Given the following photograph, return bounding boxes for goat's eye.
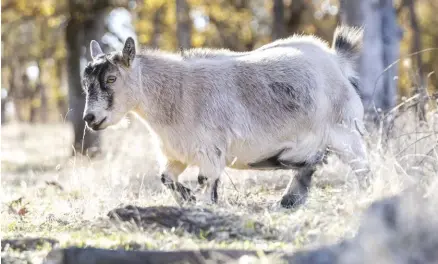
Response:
[106,76,117,83]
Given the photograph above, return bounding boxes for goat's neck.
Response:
[130,52,185,125]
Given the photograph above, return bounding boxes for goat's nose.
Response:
[83,113,95,124]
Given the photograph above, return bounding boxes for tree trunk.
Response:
[340,0,402,124]
[66,17,100,156]
[408,0,427,121]
[286,0,306,34]
[380,0,401,114]
[150,5,165,48]
[37,59,48,123]
[83,12,107,62]
[38,20,49,123]
[56,59,68,120]
[272,0,286,40]
[29,83,40,123]
[8,61,24,122]
[1,89,6,124]
[339,0,364,27]
[176,0,192,49]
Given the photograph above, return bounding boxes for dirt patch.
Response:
[108,205,278,241]
[43,192,438,264]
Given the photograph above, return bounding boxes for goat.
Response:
[81,25,369,208]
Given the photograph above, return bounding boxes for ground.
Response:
[1,110,437,263]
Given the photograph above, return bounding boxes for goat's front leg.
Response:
[196,150,225,204]
[160,160,195,204]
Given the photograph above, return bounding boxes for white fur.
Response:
[83,26,369,204]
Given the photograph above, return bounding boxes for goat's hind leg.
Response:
[281,166,316,208]
[279,150,327,208]
[330,124,371,188]
[161,160,195,205]
[249,148,327,208]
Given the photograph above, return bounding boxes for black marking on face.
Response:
[87,83,98,101]
[84,62,94,75]
[83,59,115,110]
[106,91,114,110]
[97,62,110,91]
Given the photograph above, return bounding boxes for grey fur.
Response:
[82,25,369,207]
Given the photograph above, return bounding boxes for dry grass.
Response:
[1,109,438,263]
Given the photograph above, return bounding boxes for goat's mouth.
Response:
[89,117,107,131]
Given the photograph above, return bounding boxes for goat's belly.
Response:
[227,134,326,170]
[226,140,279,164]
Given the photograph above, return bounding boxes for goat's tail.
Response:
[332,25,363,63]
[332,25,364,95]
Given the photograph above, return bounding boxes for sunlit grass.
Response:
[1,109,437,263]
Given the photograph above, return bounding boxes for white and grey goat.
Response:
[81,25,369,208]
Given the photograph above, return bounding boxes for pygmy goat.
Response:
[81,25,369,208]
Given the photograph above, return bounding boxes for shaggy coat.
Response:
[82,25,368,207]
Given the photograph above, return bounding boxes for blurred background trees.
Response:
[340,0,402,125]
[1,0,437,155]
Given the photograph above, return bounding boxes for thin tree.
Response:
[176,0,192,49]
[66,0,107,157]
[272,0,286,40]
[340,0,402,126]
[408,0,427,121]
[286,0,306,34]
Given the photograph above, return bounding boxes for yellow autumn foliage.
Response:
[1,0,437,122]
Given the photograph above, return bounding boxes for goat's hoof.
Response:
[280,194,307,209]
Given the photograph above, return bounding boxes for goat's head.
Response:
[82,37,136,131]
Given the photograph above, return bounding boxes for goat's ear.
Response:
[122,37,136,67]
[90,40,103,60]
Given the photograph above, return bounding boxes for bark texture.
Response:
[340,0,402,123]
[176,0,192,49]
[272,0,286,40]
[66,1,109,156]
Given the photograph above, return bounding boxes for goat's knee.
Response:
[192,145,226,204]
[160,161,195,203]
[196,155,225,204]
[196,175,208,191]
[196,172,221,204]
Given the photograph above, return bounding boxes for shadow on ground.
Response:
[3,189,438,264]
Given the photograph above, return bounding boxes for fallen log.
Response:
[108,205,278,240]
[43,245,344,264]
